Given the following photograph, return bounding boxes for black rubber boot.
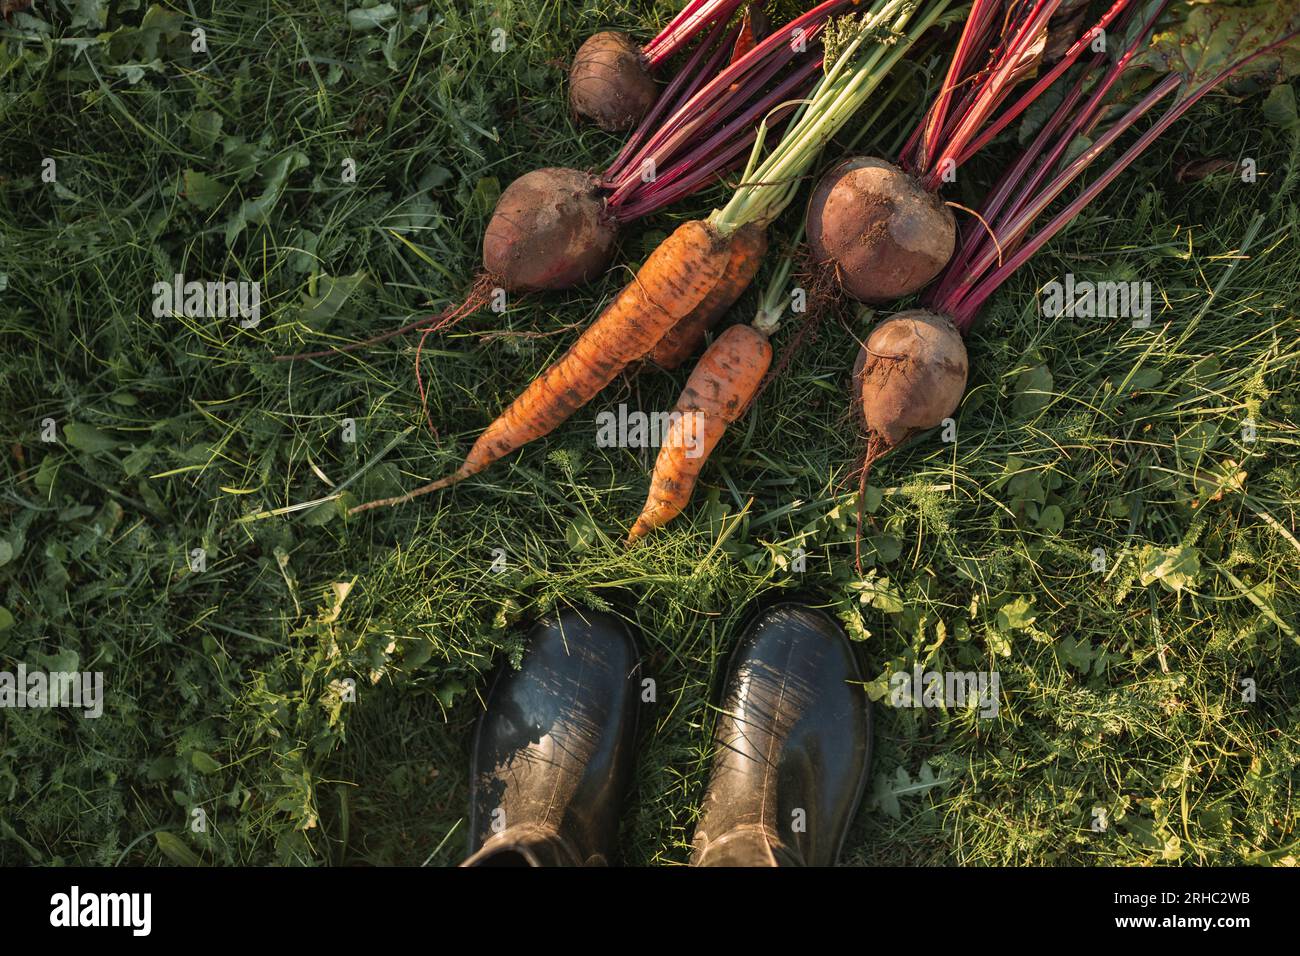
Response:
[690,603,872,867]
[461,607,640,867]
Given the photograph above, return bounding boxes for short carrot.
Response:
[627,323,771,542]
[350,220,738,514]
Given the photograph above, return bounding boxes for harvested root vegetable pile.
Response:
[351,0,955,515]
[349,0,1300,549]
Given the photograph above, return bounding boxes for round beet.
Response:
[808,157,956,303]
[569,31,658,132]
[848,309,966,573]
[854,310,968,446]
[482,167,618,292]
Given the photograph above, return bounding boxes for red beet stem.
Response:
[936,22,1300,330]
[919,0,1062,191]
[899,0,1003,177]
[607,50,820,213]
[930,0,1169,309]
[643,0,748,67]
[622,0,852,170]
[613,73,812,221]
[603,0,851,219]
[947,0,1137,173]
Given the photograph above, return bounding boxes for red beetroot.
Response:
[569,31,660,132]
[807,158,956,303]
[481,168,619,291]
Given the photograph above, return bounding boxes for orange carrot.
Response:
[351,220,741,514]
[627,323,771,542]
[648,223,768,370]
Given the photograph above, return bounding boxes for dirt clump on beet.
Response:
[569,31,658,132]
[808,157,956,303]
[482,167,618,292]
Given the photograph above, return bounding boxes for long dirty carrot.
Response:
[627,323,771,542]
[350,220,742,514]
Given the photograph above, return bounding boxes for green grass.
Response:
[1,0,1298,867]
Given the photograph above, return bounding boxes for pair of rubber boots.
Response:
[462,603,872,867]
